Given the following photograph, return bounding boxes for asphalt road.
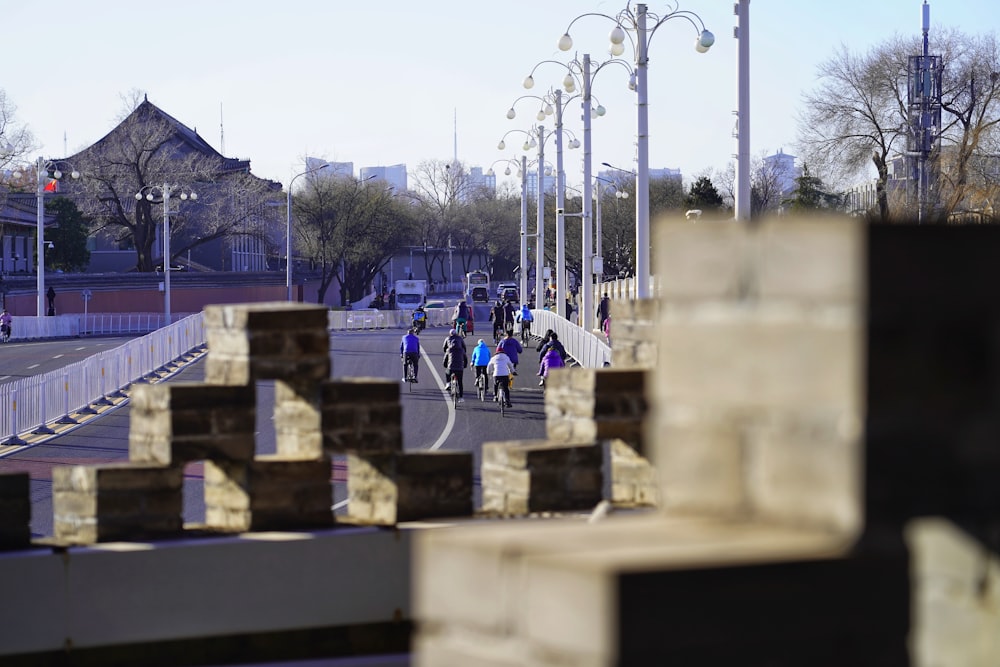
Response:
[0,335,139,385]
[0,327,548,538]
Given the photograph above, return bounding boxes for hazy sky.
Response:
[5,1,996,192]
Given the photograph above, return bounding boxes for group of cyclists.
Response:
[399,308,568,403]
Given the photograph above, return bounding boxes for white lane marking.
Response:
[332,338,456,511]
[53,354,64,359]
[421,344,455,451]
[75,347,87,351]
[27,364,39,369]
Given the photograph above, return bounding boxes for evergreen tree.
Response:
[45,198,92,272]
[784,164,844,212]
[685,176,725,211]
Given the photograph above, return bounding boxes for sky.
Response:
[4,1,997,193]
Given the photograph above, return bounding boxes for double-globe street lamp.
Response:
[509,82,585,317]
[524,53,627,328]
[14,158,79,316]
[559,3,714,299]
[135,184,198,325]
[487,157,530,305]
[497,128,557,308]
[286,163,331,301]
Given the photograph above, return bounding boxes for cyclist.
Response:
[487,345,516,408]
[400,327,421,382]
[488,300,505,343]
[497,330,522,372]
[502,300,517,336]
[469,338,492,398]
[452,300,470,336]
[411,305,427,333]
[537,332,567,384]
[516,303,533,340]
[0,309,11,343]
[442,329,468,402]
[538,344,566,388]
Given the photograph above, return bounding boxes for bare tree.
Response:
[0,89,36,175]
[718,152,787,218]
[799,30,1000,222]
[294,174,417,305]
[67,97,278,271]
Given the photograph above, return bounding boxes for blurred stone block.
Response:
[204,302,331,385]
[52,463,183,544]
[0,472,30,550]
[481,439,603,516]
[607,439,657,508]
[610,298,659,370]
[322,378,403,455]
[128,383,256,465]
[545,368,647,454]
[204,455,333,532]
[347,451,472,525]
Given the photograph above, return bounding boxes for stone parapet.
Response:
[52,463,184,544]
[0,472,30,550]
[544,368,647,455]
[322,378,403,455]
[204,455,334,532]
[609,298,659,370]
[481,439,603,516]
[128,383,256,465]
[347,451,473,525]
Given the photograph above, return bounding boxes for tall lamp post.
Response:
[14,158,80,316]
[135,184,198,325]
[286,163,331,301]
[511,79,586,316]
[487,158,530,304]
[560,3,714,298]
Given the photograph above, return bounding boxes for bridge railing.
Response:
[1,314,206,447]
[530,309,611,369]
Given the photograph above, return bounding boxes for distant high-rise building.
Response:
[524,170,556,196]
[305,157,354,179]
[466,166,495,195]
[649,167,682,181]
[360,164,407,191]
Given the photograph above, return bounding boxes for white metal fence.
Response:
[1,314,206,446]
[531,309,611,369]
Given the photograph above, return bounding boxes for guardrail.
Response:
[1,313,206,447]
[530,309,611,369]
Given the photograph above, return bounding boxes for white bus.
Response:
[465,270,490,303]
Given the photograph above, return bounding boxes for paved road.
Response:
[0,328,548,538]
[0,335,139,385]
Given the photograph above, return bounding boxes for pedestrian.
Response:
[597,292,610,331]
[442,329,468,402]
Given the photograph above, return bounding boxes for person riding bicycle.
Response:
[516,303,533,339]
[537,332,567,384]
[411,305,427,333]
[538,345,566,387]
[497,330,522,371]
[489,300,506,342]
[502,300,517,335]
[400,328,421,382]
[470,338,492,397]
[452,300,470,336]
[442,329,468,402]
[0,309,11,342]
[487,345,516,408]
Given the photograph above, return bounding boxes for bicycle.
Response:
[520,320,531,344]
[403,355,418,392]
[475,371,487,402]
[495,376,511,417]
[454,319,468,337]
[0,324,9,343]
[449,371,460,408]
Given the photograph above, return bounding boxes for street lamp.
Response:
[595,176,628,285]
[135,184,198,325]
[13,158,80,316]
[560,2,714,299]
[286,163,331,301]
[488,157,530,304]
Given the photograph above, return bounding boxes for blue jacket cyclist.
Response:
[400,328,421,382]
[470,338,492,386]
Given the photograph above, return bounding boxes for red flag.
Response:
[43,179,58,193]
